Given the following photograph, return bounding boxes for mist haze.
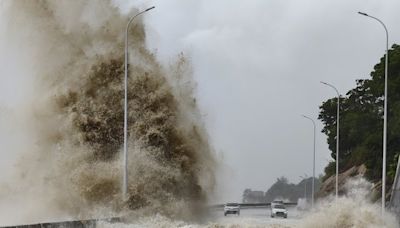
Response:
[0,0,400,227]
[138,0,400,202]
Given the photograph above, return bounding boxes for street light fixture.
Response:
[358,11,389,214]
[321,81,340,202]
[302,114,316,209]
[123,6,155,200]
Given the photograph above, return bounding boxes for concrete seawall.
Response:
[1,218,120,228]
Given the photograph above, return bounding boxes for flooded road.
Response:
[206,207,302,227]
[95,201,398,228]
[94,208,303,228]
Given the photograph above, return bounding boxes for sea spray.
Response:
[0,0,215,224]
[93,178,399,227]
[298,178,398,228]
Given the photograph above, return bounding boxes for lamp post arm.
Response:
[123,6,155,200]
[302,115,316,209]
[359,13,389,43]
[358,11,389,215]
[320,81,340,97]
[320,81,340,202]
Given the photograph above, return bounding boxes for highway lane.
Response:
[207,207,304,227]
[0,207,305,228]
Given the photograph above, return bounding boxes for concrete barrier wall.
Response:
[209,202,297,210]
[1,218,120,228]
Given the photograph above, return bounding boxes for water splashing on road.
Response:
[0,0,215,225]
[0,1,398,227]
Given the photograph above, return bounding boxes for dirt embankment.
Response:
[317,164,396,203]
[318,165,371,198]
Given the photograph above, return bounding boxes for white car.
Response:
[224,203,240,216]
[271,203,288,218]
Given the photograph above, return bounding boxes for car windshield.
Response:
[226,203,239,206]
[274,204,285,209]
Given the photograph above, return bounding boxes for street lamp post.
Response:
[302,114,316,209]
[123,6,155,200]
[299,175,308,202]
[358,12,389,214]
[321,81,340,202]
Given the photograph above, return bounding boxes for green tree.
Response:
[319,44,400,185]
[264,176,320,202]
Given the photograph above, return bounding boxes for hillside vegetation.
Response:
[242,177,321,203]
[319,44,400,188]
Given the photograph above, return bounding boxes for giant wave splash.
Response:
[0,0,215,224]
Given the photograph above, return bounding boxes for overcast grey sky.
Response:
[1,0,400,204]
[131,0,400,203]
